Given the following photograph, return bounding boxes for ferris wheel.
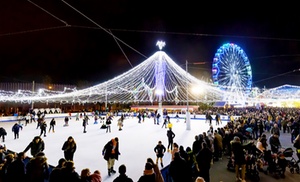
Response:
[212,43,252,101]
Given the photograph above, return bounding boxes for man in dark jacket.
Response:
[113,164,133,182]
[169,152,190,182]
[196,142,213,182]
[102,137,120,176]
[12,123,23,139]
[0,127,7,142]
[23,136,45,157]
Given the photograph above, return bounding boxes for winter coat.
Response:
[24,139,45,157]
[0,128,7,136]
[102,139,119,161]
[12,124,22,133]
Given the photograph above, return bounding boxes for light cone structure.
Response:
[0,50,225,104]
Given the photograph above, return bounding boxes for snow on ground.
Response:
[0,115,227,182]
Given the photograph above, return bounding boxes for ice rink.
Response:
[0,114,227,182]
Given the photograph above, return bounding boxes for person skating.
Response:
[12,123,23,139]
[23,136,45,157]
[49,118,56,133]
[167,128,175,152]
[62,136,77,161]
[154,141,166,168]
[39,120,47,137]
[102,137,120,176]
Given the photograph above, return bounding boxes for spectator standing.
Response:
[25,151,50,182]
[113,164,133,182]
[269,133,282,153]
[49,158,66,182]
[196,142,213,182]
[154,141,166,168]
[169,152,191,182]
[62,136,77,161]
[146,158,164,182]
[60,160,81,182]
[137,162,156,182]
[11,123,22,139]
[293,134,300,164]
[271,123,280,136]
[102,137,120,176]
[6,152,26,182]
[90,170,102,182]
[231,136,246,182]
[80,168,91,182]
[23,136,45,157]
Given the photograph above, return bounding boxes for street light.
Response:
[185,61,207,130]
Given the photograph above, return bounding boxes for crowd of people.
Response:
[0,107,300,182]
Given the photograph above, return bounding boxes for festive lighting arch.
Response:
[0,42,226,104]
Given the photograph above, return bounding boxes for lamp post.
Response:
[31,81,35,110]
[186,60,191,130]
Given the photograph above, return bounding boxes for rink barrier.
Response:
[0,113,231,122]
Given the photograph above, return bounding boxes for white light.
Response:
[156,41,166,50]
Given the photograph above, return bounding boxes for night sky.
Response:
[1,1,300,89]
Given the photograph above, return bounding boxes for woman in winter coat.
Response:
[62,136,77,161]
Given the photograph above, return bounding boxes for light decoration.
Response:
[0,42,234,105]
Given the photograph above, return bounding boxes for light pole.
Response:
[31,81,35,110]
[186,60,191,130]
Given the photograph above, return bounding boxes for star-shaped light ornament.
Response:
[156,41,166,50]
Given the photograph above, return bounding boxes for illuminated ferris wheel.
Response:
[212,43,252,101]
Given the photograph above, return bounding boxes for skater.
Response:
[154,141,166,168]
[75,113,79,121]
[167,128,175,152]
[12,123,23,139]
[23,136,45,157]
[49,118,56,133]
[102,137,120,176]
[176,113,180,122]
[106,116,112,133]
[62,136,77,161]
[0,127,7,142]
[162,118,168,128]
[64,116,69,126]
[25,113,30,126]
[39,120,47,137]
[94,115,99,124]
[117,117,123,131]
[83,117,87,133]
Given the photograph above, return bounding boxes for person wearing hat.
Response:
[102,137,120,176]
